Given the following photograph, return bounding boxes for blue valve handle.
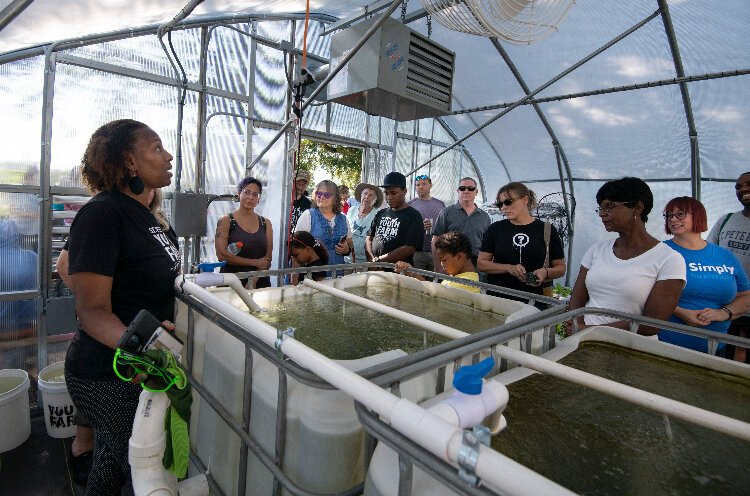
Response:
[197,261,227,273]
[453,357,495,395]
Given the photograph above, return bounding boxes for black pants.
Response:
[65,372,141,495]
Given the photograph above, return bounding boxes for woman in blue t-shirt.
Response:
[659,196,750,354]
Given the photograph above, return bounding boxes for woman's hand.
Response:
[509,264,527,283]
[675,307,711,327]
[131,320,175,384]
[696,308,729,324]
[334,240,349,255]
[531,267,548,286]
[254,257,272,270]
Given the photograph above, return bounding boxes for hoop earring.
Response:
[128,173,144,195]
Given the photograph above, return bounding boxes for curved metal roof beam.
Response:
[0,0,34,33]
[409,9,662,177]
[657,0,701,199]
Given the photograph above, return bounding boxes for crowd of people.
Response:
[40,117,749,494]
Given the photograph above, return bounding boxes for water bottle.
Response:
[227,241,243,255]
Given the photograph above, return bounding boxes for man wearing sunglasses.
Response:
[706,171,750,363]
[366,171,424,265]
[408,174,445,271]
[431,177,491,272]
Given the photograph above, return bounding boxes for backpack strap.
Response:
[228,212,237,235]
[717,213,733,240]
[543,221,551,269]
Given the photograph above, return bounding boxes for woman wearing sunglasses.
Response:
[294,179,351,275]
[658,196,750,355]
[478,182,566,299]
[568,177,685,335]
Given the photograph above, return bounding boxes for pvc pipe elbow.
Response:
[192,272,263,312]
[130,391,177,496]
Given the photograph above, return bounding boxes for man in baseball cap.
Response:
[366,171,423,266]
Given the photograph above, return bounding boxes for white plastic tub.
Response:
[175,272,541,495]
[0,369,31,453]
[365,326,750,496]
[38,361,77,438]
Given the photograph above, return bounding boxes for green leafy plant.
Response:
[552,283,572,339]
[552,283,572,299]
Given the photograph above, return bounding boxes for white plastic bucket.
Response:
[0,369,31,453]
[38,361,77,438]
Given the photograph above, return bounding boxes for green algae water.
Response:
[492,342,750,495]
[254,285,506,360]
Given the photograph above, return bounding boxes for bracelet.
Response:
[721,306,733,320]
[544,267,549,280]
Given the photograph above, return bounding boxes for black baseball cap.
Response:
[381,171,407,188]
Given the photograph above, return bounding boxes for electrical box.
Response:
[328,17,454,121]
[171,193,210,237]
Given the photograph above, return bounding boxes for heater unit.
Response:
[328,17,454,121]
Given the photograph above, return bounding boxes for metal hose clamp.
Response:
[274,327,296,358]
[457,425,491,487]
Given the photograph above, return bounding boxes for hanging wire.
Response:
[401,0,408,23]
[301,0,310,69]
[427,14,432,38]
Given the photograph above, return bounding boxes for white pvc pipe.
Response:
[302,279,469,340]
[130,390,210,496]
[493,345,750,443]
[178,279,572,495]
[194,272,262,312]
[129,390,176,496]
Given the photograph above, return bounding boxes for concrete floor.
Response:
[0,413,84,496]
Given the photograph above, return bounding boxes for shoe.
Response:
[70,449,93,486]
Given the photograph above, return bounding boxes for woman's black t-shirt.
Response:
[480,219,564,295]
[66,190,181,380]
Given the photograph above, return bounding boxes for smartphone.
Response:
[525,271,538,286]
[117,309,163,355]
[339,234,348,244]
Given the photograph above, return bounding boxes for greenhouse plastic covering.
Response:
[0,0,748,356]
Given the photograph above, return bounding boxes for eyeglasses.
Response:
[316,191,333,199]
[241,190,261,198]
[595,201,636,214]
[415,175,430,181]
[663,211,687,221]
[458,186,477,192]
[497,197,520,207]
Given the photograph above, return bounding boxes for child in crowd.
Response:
[289,231,329,283]
[395,231,480,293]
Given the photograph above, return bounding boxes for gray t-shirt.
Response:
[408,197,446,252]
[707,211,750,277]
[432,202,492,257]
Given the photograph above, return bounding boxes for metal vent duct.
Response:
[328,17,454,121]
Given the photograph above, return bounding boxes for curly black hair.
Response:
[434,231,472,257]
[81,119,150,194]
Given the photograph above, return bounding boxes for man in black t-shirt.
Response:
[366,172,423,265]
